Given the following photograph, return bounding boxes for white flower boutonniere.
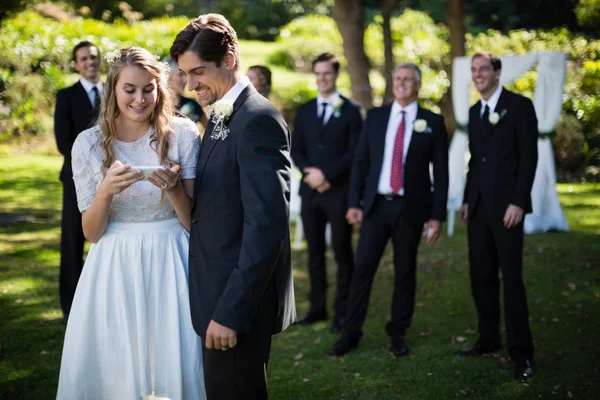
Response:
[413,119,432,134]
[209,99,234,141]
[489,109,507,127]
[332,97,344,118]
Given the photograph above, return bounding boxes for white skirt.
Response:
[57,219,205,400]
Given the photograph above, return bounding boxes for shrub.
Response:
[553,115,586,171]
[271,81,318,129]
[270,15,343,72]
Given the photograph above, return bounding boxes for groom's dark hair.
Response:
[170,13,240,70]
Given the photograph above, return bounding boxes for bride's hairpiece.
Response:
[105,49,122,66]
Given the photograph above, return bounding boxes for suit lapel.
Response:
[373,104,393,171]
[194,84,255,194]
[405,104,424,161]
[74,81,93,111]
[319,95,346,134]
[490,87,509,134]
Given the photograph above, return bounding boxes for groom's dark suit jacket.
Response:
[463,88,538,216]
[349,104,449,224]
[188,84,295,337]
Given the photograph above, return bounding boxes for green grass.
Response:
[1,156,599,399]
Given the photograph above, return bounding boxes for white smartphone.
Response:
[130,166,167,180]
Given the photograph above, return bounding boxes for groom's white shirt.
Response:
[221,75,250,104]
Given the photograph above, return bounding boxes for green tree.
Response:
[0,0,25,22]
[575,0,600,30]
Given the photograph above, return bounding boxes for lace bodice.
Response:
[71,117,200,223]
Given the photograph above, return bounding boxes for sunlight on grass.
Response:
[1,156,599,399]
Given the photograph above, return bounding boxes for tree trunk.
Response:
[381,0,399,104]
[442,0,467,135]
[332,0,373,109]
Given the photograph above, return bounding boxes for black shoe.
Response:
[457,341,501,357]
[514,359,534,382]
[390,336,410,358]
[330,317,344,334]
[328,331,362,356]
[296,309,328,325]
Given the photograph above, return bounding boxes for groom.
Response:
[171,14,296,399]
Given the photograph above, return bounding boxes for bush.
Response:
[269,15,343,72]
[271,81,318,129]
[553,115,586,171]
[583,165,600,182]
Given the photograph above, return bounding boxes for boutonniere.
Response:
[413,119,432,134]
[208,99,234,141]
[332,97,344,118]
[489,109,507,126]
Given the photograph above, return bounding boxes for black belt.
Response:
[378,193,404,201]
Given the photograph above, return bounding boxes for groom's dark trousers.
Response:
[54,81,97,320]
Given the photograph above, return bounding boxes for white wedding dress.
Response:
[57,117,205,400]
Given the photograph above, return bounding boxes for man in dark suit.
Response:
[54,41,102,322]
[329,63,448,357]
[458,52,537,382]
[171,13,295,399]
[291,52,363,333]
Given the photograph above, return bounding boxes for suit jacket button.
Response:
[317,144,323,149]
[482,157,486,162]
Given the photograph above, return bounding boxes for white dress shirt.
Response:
[316,91,341,125]
[79,78,103,107]
[377,100,418,196]
[220,75,250,104]
[480,85,503,117]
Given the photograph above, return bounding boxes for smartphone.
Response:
[130,166,167,180]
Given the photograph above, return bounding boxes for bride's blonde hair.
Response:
[98,47,175,174]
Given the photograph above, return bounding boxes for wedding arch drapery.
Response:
[447,51,569,235]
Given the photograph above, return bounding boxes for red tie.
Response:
[390,110,406,193]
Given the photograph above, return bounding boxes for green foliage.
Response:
[271,80,318,128]
[269,15,343,72]
[554,115,586,171]
[0,11,190,74]
[365,10,451,103]
[575,0,600,29]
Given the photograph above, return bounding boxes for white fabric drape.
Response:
[447,51,569,235]
[289,161,304,249]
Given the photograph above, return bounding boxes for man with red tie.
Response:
[329,63,449,357]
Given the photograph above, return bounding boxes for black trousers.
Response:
[300,185,354,319]
[344,196,422,337]
[202,283,276,400]
[59,177,85,320]
[467,209,534,363]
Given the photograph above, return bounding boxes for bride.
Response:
[56,47,205,399]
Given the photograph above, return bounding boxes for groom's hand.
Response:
[205,320,238,351]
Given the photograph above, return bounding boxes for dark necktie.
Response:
[481,104,490,121]
[92,86,101,113]
[390,110,406,193]
[319,102,329,126]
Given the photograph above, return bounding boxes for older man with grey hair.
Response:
[330,63,449,357]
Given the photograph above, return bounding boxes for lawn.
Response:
[1,155,599,400]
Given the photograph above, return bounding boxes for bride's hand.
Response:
[100,161,143,196]
[148,163,181,192]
